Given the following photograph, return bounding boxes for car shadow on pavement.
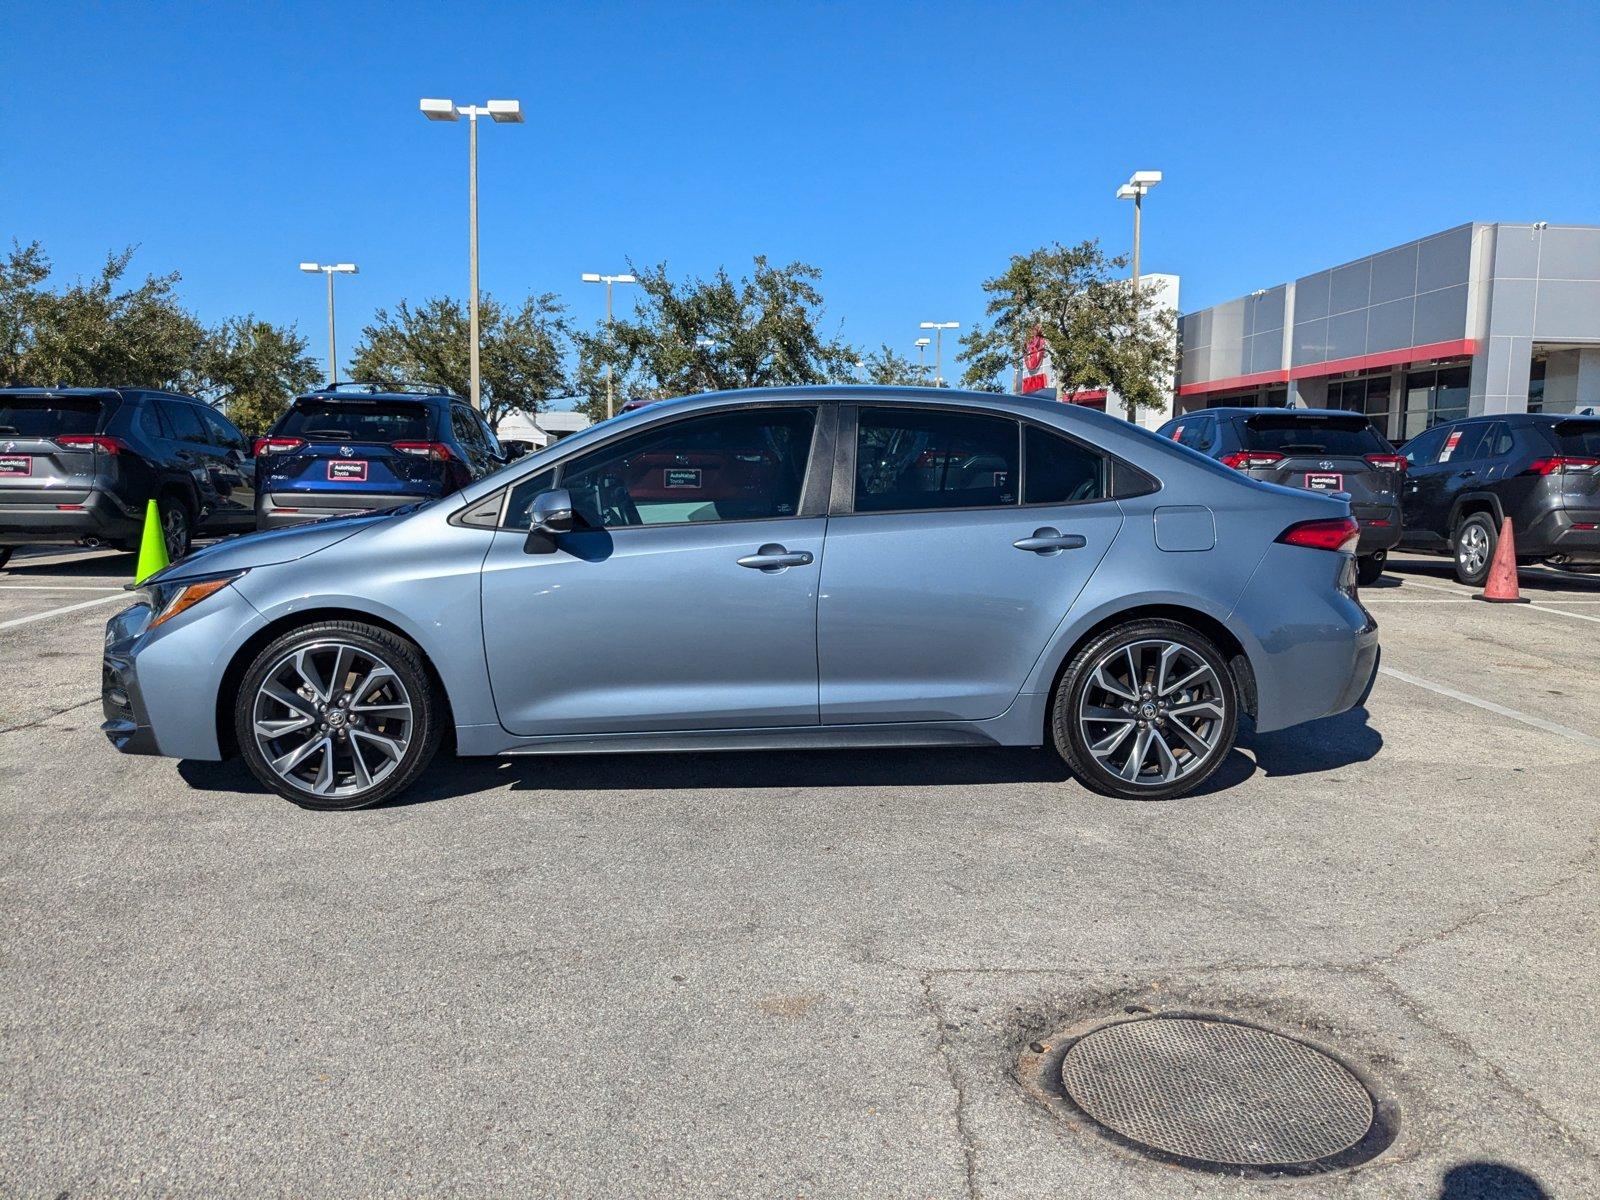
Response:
[1438,1162,1550,1199]
[1237,706,1383,778]
[1388,559,1600,592]
[177,730,1313,809]
[2,550,138,578]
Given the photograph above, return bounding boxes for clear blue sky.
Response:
[5,1,1597,402]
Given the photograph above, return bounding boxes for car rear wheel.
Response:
[1453,513,1497,586]
[1356,552,1386,587]
[160,493,192,561]
[1051,619,1238,801]
[235,621,442,810]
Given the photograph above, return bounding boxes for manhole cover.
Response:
[1060,1016,1375,1169]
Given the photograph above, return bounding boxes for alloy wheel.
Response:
[162,505,188,559]
[1078,639,1227,788]
[250,641,414,799]
[1458,523,1489,575]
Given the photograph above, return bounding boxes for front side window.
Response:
[521,407,817,529]
[1402,424,1449,466]
[198,404,248,451]
[855,407,1018,512]
[1024,425,1107,503]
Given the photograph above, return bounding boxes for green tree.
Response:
[854,343,927,386]
[349,292,570,429]
[573,256,856,421]
[1,244,205,389]
[192,316,323,438]
[957,239,1177,413]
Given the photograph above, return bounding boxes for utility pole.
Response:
[298,262,358,386]
[919,321,959,387]
[582,273,638,418]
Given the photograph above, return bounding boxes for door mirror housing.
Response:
[528,487,574,535]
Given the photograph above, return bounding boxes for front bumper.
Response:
[257,491,422,530]
[101,624,161,755]
[0,488,142,546]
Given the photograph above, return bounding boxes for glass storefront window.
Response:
[1528,358,1546,414]
[1401,361,1472,439]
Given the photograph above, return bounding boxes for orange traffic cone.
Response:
[1474,516,1529,604]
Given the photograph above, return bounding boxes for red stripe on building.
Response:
[1063,388,1107,403]
[1286,338,1476,381]
[1177,369,1289,397]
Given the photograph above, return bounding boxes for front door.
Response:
[481,404,827,736]
[817,406,1123,724]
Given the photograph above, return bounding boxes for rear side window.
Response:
[163,402,209,443]
[135,400,169,440]
[856,408,1018,512]
[452,406,489,454]
[277,400,433,443]
[1553,420,1600,457]
[1241,414,1387,456]
[1024,426,1106,504]
[0,396,106,437]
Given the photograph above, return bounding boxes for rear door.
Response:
[816,405,1123,724]
[267,398,456,499]
[0,392,119,509]
[160,400,226,520]
[195,404,257,530]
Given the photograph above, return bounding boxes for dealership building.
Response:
[1172,222,1600,440]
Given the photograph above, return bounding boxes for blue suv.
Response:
[254,383,507,529]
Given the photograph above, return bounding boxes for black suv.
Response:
[253,382,506,529]
[1157,407,1405,585]
[1397,412,1600,584]
[0,387,255,570]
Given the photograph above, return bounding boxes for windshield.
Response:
[1241,414,1387,455]
[0,396,109,437]
[277,400,434,442]
[1552,419,1600,457]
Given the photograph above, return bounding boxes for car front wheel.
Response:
[235,621,442,810]
[1051,619,1238,801]
[1453,514,1498,586]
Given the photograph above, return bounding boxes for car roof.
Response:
[0,386,126,398]
[292,389,461,404]
[1191,407,1370,419]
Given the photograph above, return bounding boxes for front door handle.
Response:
[737,543,814,572]
[1013,527,1087,555]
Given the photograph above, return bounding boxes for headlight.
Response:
[141,569,248,630]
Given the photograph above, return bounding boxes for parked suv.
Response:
[1157,407,1405,585]
[254,382,506,529]
[1397,412,1600,584]
[0,386,255,569]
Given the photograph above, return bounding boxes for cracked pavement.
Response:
[2,547,1597,1197]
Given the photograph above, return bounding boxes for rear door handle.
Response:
[737,543,814,572]
[1013,527,1087,555]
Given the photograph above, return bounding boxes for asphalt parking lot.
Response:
[2,544,1597,1198]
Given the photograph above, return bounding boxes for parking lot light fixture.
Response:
[299,262,359,386]
[582,272,638,419]
[420,96,523,410]
[914,336,932,382]
[1117,170,1162,290]
[919,322,960,387]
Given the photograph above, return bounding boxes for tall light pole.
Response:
[1116,170,1162,291]
[919,321,959,387]
[298,262,358,386]
[581,272,637,418]
[420,97,524,411]
[914,336,931,383]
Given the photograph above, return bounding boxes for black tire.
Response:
[234,620,442,810]
[1356,553,1386,587]
[1452,513,1497,586]
[159,491,193,561]
[0,547,12,571]
[1050,618,1238,801]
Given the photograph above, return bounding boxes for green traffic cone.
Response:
[134,499,169,584]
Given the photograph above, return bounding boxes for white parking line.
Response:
[1378,666,1600,751]
[0,593,128,631]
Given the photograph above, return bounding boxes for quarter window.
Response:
[1024,425,1107,504]
[855,408,1018,512]
[163,402,208,443]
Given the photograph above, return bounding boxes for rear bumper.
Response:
[257,491,422,530]
[0,489,141,545]
[1522,507,1600,563]
[1352,505,1403,555]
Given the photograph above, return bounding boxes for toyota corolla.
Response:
[102,387,1379,810]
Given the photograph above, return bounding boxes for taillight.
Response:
[1365,453,1407,472]
[54,435,125,455]
[254,436,306,456]
[1526,456,1600,476]
[1221,450,1286,470]
[393,441,454,462]
[1277,516,1360,554]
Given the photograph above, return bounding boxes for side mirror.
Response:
[529,487,574,535]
